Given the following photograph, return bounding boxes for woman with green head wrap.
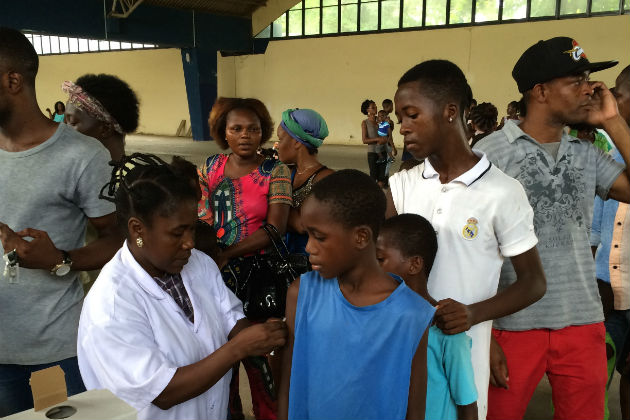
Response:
[276,108,334,255]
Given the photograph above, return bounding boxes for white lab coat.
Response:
[78,242,244,420]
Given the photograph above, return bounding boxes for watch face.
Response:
[56,265,71,276]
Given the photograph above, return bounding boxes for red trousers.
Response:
[229,356,277,420]
[488,323,607,420]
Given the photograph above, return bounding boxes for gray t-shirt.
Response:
[364,119,379,153]
[474,120,625,330]
[0,123,115,364]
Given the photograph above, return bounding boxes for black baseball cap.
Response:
[512,37,618,93]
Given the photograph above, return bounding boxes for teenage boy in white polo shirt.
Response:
[475,37,630,420]
[386,60,547,420]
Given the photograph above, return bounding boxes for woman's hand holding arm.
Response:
[152,319,287,410]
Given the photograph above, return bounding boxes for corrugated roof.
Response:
[143,0,268,17]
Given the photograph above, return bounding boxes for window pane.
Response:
[322,5,338,33]
[340,0,356,3]
[273,14,287,37]
[626,0,629,10]
[50,36,60,54]
[322,0,337,5]
[41,36,51,54]
[403,0,423,27]
[69,38,79,53]
[109,41,121,49]
[450,0,472,24]
[120,42,132,49]
[530,0,556,17]
[475,0,499,21]
[305,0,319,7]
[132,43,144,49]
[289,9,303,36]
[59,37,69,53]
[381,0,400,29]
[78,38,89,52]
[590,0,619,12]
[99,40,110,50]
[255,25,271,38]
[290,1,302,10]
[502,0,527,19]
[33,37,43,54]
[340,4,357,32]
[360,1,378,31]
[426,0,447,25]
[561,0,587,14]
[305,8,320,34]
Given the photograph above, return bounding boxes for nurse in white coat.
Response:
[77,154,287,420]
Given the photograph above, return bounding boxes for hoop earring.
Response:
[136,237,144,248]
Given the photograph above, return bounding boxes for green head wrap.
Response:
[280,108,329,149]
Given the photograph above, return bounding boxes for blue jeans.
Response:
[605,309,630,374]
[0,357,86,417]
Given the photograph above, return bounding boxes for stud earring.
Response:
[449,117,453,122]
[136,237,144,248]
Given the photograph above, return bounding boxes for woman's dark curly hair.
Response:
[75,73,139,134]
[360,99,376,116]
[208,97,274,149]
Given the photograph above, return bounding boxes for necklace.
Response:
[296,163,321,176]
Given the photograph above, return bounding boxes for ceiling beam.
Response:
[109,0,145,18]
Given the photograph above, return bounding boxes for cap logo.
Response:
[563,39,586,62]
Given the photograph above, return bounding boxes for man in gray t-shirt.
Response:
[475,37,630,420]
[0,28,122,416]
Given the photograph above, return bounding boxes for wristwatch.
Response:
[50,250,72,276]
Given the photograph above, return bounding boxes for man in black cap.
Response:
[475,37,630,420]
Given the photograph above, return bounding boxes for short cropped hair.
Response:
[76,74,139,133]
[470,102,498,133]
[382,98,393,106]
[381,214,438,277]
[208,97,274,149]
[309,169,386,239]
[398,60,470,119]
[360,99,376,116]
[0,27,39,86]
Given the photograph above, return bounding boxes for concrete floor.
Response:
[126,134,623,420]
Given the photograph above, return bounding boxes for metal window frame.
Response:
[264,0,627,40]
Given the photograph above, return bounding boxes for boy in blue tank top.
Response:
[277,170,435,420]
[377,214,478,420]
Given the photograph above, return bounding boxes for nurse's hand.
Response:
[232,318,288,358]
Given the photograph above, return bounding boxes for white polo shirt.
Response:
[389,152,537,420]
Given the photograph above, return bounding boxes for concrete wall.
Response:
[218,15,630,146]
[37,48,189,136]
[33,15,630,141]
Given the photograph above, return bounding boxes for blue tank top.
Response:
[288,271,435,420]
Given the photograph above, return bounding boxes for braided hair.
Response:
[100,153,199,233]
[469,102,498,133]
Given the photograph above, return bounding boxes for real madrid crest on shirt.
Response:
[462,217,479,240]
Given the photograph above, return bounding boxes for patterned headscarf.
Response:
[61,80,124,134]
[280,109,329,150]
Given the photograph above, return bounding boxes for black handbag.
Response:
[223,224,310,321]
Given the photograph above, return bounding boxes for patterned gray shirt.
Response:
[474,120,625,330]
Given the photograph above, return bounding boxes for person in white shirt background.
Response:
[387,59,546,419]
[77,153,287,420]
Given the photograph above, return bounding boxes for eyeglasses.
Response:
[227,126,262,135]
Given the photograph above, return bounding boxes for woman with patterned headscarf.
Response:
[276,108,334,255]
